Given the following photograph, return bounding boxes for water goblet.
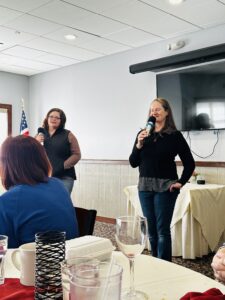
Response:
[115,216,148,300]
[0,235,8,285]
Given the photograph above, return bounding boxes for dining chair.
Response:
[75,207,97,237]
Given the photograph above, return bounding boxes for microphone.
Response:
[37,127,46,145]
[145,116,156,136]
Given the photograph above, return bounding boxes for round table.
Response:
[5,250,225,299]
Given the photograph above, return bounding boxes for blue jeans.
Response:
[139,190,179,261]
[60,176,74,195]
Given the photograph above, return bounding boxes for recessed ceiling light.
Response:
[64,34,76,41]
[169,0,185,4]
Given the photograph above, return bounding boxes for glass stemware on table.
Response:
[115,216,148,300]
[0,235,8,285]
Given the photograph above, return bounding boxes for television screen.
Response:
[156,60,225,131]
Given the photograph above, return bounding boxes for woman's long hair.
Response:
[0,135,52,190]
[149,98,177,134]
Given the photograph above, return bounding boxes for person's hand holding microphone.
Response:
[36,127,46,145]
[136,116,156,149]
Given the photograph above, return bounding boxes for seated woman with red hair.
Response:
[0,135,78,248]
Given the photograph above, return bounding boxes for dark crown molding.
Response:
[129,43,225,74]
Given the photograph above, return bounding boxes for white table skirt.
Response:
[124,183,225,259]
[5,250,225,300]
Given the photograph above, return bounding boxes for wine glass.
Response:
[115,216,148,300]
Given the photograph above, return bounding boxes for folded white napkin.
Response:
[66,236,115,261]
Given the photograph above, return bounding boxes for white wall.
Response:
[0,71,29,136]
[29,55,155,159]
[28,24,225,161]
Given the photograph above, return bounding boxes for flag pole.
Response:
[20,98,29,136]
[21,98,24,110]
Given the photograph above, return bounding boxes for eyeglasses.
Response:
[48,115,61,120]
[151,108,162,113]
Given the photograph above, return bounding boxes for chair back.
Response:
[75,207,97,237]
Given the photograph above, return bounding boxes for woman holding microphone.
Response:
[36,108,81,195]
[129,98,195,261]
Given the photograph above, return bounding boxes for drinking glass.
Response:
[0,235,8,285]
[115,216,148,300]
[61,257,100,300]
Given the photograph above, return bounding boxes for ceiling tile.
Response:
[2,46,46,59]
[79,36,131,54]
[0,6,23,25]
[0,53,59,71]
[177,0,225,28]
[0,0,225,76]
[35,53,80,66]
[139,15,199,38]
[0,26,36,46]
[30,0,91,27]
[22,37,103,60]
[43,26,96,46]
[5,14,61,35]
[63,0,131,14]
[70,13,129,36]
[104,0,198,37]
[0,0,53,13]
[102,0,161,28]
[0,63,40,75]
[105,27,162,47]
[142,0,225,28]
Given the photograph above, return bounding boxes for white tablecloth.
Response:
[5,250,225,300]
[124,183,225,259]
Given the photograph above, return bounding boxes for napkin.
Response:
[180,288,225,299]
[0,278,34,300]
[66,235,115,261]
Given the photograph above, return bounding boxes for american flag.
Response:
[20,109,29,136]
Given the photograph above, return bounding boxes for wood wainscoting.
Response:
[71,159,225,219]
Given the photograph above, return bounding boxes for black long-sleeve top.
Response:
[129,131,195,186]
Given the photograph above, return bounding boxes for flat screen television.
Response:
[156,60,225,131]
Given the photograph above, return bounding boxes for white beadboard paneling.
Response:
[72,162,138,218]
[217,168,225,185]
[204,167,218,184]
[72,161,223,218]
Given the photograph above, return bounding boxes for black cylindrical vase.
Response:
[35,231,66,300]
